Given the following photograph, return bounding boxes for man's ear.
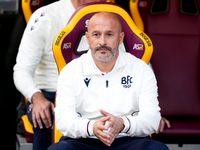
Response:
[85,31,89,45]
[119,32,125,45]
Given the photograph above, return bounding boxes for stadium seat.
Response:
[21,0,59,23]
[52,2,153,143]
[107,0,115,2]
[130,0,200,145]
[22,0,44,23]
[21,114,34,142]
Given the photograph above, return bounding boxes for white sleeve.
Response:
[122,66,161,137]
[55,65,90,138]
[13,10,48,102]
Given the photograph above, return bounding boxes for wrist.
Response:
[120,117,131,133]
[119,117,125,132]
[87,120,95,137]
[31,92,43,104]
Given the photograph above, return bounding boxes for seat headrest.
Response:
[53,2,153,73]
[22,0,58,23]
[22,0,45,23]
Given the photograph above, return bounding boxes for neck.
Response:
[71,0,83,9]
[92,52,119,73]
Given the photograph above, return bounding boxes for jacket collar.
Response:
[83,49,126,76]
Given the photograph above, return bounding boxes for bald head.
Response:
[87,12,122,33]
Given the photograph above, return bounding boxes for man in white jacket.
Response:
[13,0,106,150]
[48,12,169,150]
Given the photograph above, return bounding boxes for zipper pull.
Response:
[106,80,109,88]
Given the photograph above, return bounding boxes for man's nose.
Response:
[98,35,106,46]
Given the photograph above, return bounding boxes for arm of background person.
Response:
[13,9,48,102]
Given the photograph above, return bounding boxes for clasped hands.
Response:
[93,109,124,147]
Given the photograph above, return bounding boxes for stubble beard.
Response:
[91,45,118,62]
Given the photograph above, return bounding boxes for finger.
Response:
[98,122,110,131]
[93,118,110,136]
[156,118,166,134]
[51,103,55,115]
[41,109,52,128]
[106,120,113,128]
[95,125,110,138]
[44,109,52,128]
[159,119,165,132]
[36,112,43,129]
[99,131,110,140]
[101,138,111,147]
[108,126,118,144]
[110,131,118,144]
[32,112,37,128]
[100,116,111,126]
[110,134,117,145]
[165,119,171,128]
[98,133,111,146]
[156,126,160,134]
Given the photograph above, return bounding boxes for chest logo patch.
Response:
[121,75,133,88]
[84,78,91,87]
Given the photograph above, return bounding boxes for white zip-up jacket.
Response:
[55,49,161,138]
[13,0,75,102]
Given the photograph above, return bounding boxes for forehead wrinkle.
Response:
[87,12,122,33]
[89,22,118,34]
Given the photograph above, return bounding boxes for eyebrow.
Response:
[91,30,115,34]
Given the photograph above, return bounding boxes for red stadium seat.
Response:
[130,0,200,145]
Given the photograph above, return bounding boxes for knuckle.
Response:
[36,117,41,121]
[43,105,48,110]
[41,115,46,120]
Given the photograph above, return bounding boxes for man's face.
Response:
[86,13,124,62]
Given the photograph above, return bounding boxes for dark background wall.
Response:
[0,1,26,149]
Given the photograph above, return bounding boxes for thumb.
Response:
[100,116,111,122]
[100,109,110,117]
[100,116,111,129]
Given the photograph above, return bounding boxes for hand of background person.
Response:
[156,117,171,134]
[31,92,54,129]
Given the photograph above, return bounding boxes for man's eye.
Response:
[108,34,113,36]
[93,33,99,36]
